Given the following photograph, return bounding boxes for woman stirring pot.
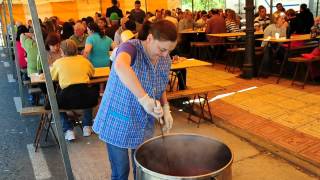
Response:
[93,20,177,180]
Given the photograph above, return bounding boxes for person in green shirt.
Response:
[20,32,39,76]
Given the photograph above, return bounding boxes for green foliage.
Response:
[182,0,225,11]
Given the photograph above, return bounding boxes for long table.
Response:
[30,59,212,85]
[179,29,205,34]
[256,34,319,82]
[256,34,315,43]
[30,67,110,84]
[171,58,212,69]
[207,31,264,37]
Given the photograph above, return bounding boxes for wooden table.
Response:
[171,58,212,70]
[256,34,315,42]
[30,67,110,84]
[179,29,205,34]
[169,58,212,91]
[92,67,110,78]
[207,31,264,37]
[256,34,319,83]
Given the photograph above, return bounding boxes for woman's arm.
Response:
[114,52,147,98]
[83,44,92,58]
[160,91,168,105]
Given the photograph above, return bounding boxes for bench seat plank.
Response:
[20,106,69,116]
[167,85,224,100]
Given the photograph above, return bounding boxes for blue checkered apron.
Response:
[92,39,171,149]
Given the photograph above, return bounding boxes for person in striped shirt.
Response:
[254,5,271,31]
[225,9,240,41]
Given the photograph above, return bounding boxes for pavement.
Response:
[0,47,319,180]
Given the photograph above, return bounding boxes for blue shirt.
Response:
[92,39,171,149]
[86,33,112,67]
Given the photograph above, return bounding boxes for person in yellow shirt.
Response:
[51,39,99,141]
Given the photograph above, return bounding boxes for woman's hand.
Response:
[162,103,173,133]
[138,94,164,118]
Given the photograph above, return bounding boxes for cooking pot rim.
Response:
[134,133,233,179]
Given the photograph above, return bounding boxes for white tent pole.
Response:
[26,0,74,179]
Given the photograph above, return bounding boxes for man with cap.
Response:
[106,0,123,23]
[106,13,121,40]
[114,18,136,46]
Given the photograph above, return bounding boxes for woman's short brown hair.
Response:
[138,20,177,42]
[286,9,296,17]
[60,39,78,56]
[45,32,61,51]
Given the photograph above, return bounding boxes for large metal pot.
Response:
[134,133,233,180]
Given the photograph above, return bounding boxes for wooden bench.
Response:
[20,106,80,152]
[288,56,320,88]
[277,42,319,83]
[190,42,244,62]
[20,106,56,152]
[290,42,318,55]
[225,47,264,73]
[167,85,225,127]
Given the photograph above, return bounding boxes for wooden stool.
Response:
[190,42,212,62]
[225,48,244,73]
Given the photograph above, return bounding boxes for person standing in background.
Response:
[106,0,123,26]
[83,23,113,67]
[296,4,314,34]
[16,25,28,71]
[129,0,146,31]
[286,9,302,35]
[272,3,286,22]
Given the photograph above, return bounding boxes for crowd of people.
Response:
[15,2,317,75]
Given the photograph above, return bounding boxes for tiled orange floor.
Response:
[185,65,320,169]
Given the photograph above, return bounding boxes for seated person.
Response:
[69,22,88,53]
[114,18,136,46]
[263,15,286,39]
[259,15,287,77]
[44,32,63,66]
[254,5,270,31]
[195,11,207,29]
[110,29,136,63]
[50,39,99,141]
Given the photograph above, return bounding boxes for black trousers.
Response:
[172,69,187,90]
[57,84,99,110]
[45,83,99,110]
